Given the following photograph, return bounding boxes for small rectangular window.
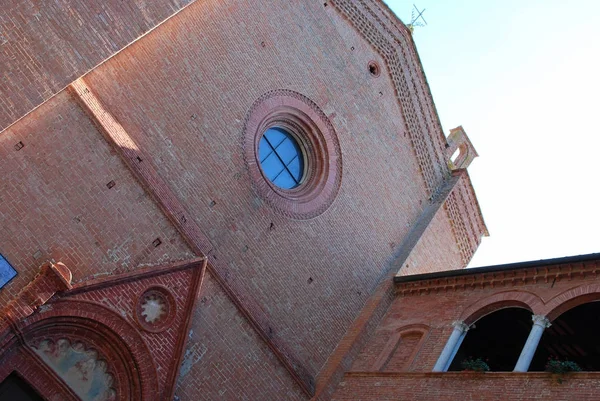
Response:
[0,254,17,288]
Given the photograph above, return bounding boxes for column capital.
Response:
[451,321,470,333]
[531,314,551,328]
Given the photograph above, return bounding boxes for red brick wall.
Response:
[80,0,436,380]
[331,372,600,401]
[382,332,422,372]
[174,272,307,401]
[0,0,487,398]
[0,0,193,132]
[400,205,465,276]
[0,90,194,305]
[69,266,198,398]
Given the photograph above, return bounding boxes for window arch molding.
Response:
[459,290,542,325]
[371,324,430,372]
[542,283,600,321]
[242,89,342,220]
[2,299,158,401]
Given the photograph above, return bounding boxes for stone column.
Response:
[433,321,470,372]
[513,315,551,372]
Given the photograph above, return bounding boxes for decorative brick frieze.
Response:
[441,169,488,266]
[395,259,600,296]
[330,1,487,268]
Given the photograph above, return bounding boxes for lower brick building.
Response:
[332,253,600,400]
[1,1,595,400]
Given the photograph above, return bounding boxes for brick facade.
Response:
[0,1,490,400]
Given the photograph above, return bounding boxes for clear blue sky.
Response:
[386,1,600,267]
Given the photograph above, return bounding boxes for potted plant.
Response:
[545,357,582,374]
[545,356,581,383]
[460,357,490,372]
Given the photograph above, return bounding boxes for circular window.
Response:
[258,128,305,189]
[243,90,342,219]
[135,286,176,333]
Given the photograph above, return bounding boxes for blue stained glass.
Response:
[273,170,296,189]
[264,128,287,147]
[287,156,302,178]
[0,254,17,288]
[261,153,285,180]
[274,139,298,164]
[258,140,274,162]
[258,128,304,189]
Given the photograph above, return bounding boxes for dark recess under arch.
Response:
[449,307,532,371]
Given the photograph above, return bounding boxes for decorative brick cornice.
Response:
[331,0,450,195]
[330,1,488,267]
[444,170,488,266]
[395,258,600,296]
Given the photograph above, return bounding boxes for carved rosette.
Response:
[135,286,177,333]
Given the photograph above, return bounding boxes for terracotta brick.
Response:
[0,0,489,399]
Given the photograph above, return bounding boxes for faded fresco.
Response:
[33,339,116,401]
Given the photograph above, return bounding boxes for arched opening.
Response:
[0,300,159,401]
[450,148,461,165]
[530,301,600,371]
[448,307,532,371]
